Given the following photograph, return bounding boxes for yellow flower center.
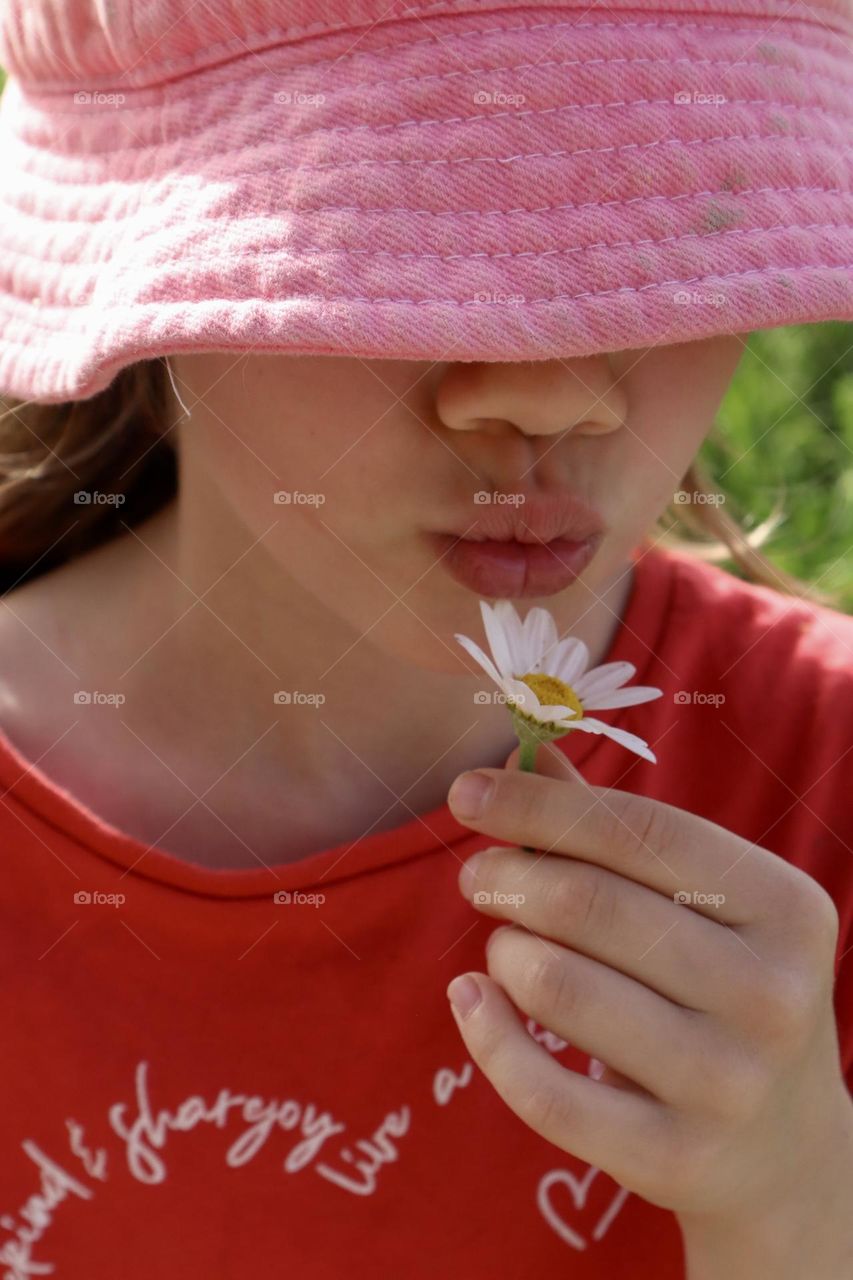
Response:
[516,672,584,723]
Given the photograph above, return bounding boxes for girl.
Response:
[0,1,851,1276]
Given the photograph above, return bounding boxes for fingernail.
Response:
[458,853,482,898]
[589,1057,605,1081]
[448,771,495,819]
[447,974,482,1019]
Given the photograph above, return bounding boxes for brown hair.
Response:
[655,453,835,605]
[0,360,176,594]
[0,358,834,605]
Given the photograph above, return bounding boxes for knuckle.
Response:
[541,867,578,925]
[750,964,821,1054]
[547,865,616,940]
[517,1077,571,1138]
[789,874,839,952]
[601,792,678,868]
[767,865,839,945]
[577,868,616,937]
[525,947,575,1022]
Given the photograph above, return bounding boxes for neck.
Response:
[20,494,635,870]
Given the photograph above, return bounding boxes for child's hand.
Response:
[446,746,853,1278]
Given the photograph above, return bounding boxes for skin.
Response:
[2,339,741,866]
[446,745,853,1278]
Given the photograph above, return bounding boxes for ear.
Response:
[502,738,588,784]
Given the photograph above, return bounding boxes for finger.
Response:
[503,741,592,854]
[504,739,589,785]
[461,847,744,1012]
[447,767,788,923]
[485,925,701,1106]
[446,968,665,1179]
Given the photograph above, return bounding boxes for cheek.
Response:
[588,423,687,543]
[191,411,431,630]
[620,337,743,481]
[184,397,380,536]
[623,419,700,502]
[610,342,741,516]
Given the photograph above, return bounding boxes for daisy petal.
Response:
[480,600,519,679]
[498,599,537,673]
[573,661,637,699]
[541,706,578,723]
[522,607,558,670]
[581,685,663,710]
[503,680,573,724]
[503,677,543,715]
[551,636,589,685]
[454,633,504,688]
[571,717,657,763]
[499,680,537,721]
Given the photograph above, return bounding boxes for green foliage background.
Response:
[705,324,853,610]
[0,67,850,607]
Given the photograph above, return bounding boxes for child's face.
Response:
[170,338,744,668]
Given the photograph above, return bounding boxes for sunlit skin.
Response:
[168,342,740,680]
[446,746,853,1279]
[1,339,743,865]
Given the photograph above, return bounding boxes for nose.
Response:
[434,357,627,439]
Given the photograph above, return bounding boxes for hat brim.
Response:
[1,3,852,402]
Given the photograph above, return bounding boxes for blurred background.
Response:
[701,321,853,610]
[0,67,851,608]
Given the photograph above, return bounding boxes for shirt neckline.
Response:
[0,542,676,898]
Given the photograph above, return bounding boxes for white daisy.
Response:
[456,599,662,764]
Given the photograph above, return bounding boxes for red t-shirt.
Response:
[1,544,851,1279]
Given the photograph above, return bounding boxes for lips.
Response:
[444,491,605,545]
[430,491,605,599]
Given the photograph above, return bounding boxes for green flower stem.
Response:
[513,719,546,852]
[518,738,538,773]
[510,714,577,852]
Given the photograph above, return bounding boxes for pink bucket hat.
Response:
[0,0,851,404]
